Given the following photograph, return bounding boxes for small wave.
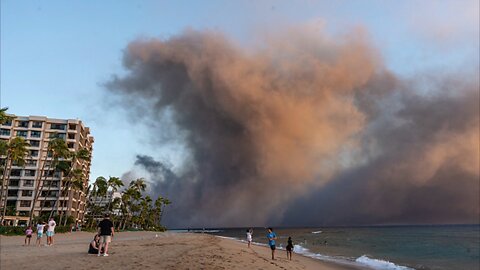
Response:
[355,255,413,270]
[215,236,413,270]
[189,229,224,233]
[311,230,323,234]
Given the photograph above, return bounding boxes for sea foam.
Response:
[215,236,413,270]
[355,255,414,270]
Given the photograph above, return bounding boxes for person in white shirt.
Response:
[46,217,56,246]
[246,228,253,248]
[36,221,46,246]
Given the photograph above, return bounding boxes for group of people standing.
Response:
[24,217,56,246]
[88,213,115,257]
[23,214,114,258]
[246,228,294,260]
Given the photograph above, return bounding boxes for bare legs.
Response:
[287,250,292,260]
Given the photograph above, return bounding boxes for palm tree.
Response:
[139,195,152,229]
[0,137,30,223]
[28,138,72,225]
[50,147,91,222]
[0,107,12,124]
[153,197,163,227]
[158,197,171,225]
[0,140,9,210]
[37,138,70,215]
[62,172,85,226]
[129,178,146,193]
[120,186,140,230]
[88,176,107,227]
[105,176,124,211]
[0,107,11,183]
[54,168,82,224]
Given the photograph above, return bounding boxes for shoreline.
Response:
[1,231,367,270]
[213,234,367,270]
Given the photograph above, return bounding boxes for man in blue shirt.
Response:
[267,227,277,260]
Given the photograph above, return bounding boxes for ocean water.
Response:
[203,225,479,270]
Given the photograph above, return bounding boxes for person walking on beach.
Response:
[267,227,277,260]
[246,229,253,248]
[286,236,294,260]
[36,221,45,246]
[46,217,56,246]
[97,214,114,257]
[24,226,33,246]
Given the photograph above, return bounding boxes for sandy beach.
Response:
[0,231,366,270]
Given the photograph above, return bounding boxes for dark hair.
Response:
[268,227,273,231]
[246,229,249,232]
[288,237,292,240]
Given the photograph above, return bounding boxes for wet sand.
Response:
[0,231,365,270]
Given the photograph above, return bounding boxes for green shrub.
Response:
[0,226,26,236]
[0,225,73,235]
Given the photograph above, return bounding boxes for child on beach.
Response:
[246,229,253,248]
[24,226,33,246]
[267,228,277,260]
[286,236,294,260]
[36,221,46,246]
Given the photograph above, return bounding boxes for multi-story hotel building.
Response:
[0,115,94,226]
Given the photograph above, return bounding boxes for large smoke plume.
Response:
[107,28,479,227]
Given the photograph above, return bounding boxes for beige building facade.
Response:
[0,115,94,225]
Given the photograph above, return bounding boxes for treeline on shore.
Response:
[0,107,171,235]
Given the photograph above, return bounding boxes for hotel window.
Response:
[68,124,77,130]
[2,119,12,126]
[20,201,31,207]
[0,129,10,136]
[68,133,75,140]
[23,180,34,187]
[49,133,66,139]
[30,131,42,138]
[29,140,40,147]
[6,200,16,207]
[21,190,33,197]
[32,121,43,128]
[50,123,66,130]
[7,189,18,196]
[24,170,36,177]
[30,150,39,157]
[25,160,37,166]
[9,180,19,187]
[41,191,58,198]
[10,169,21,177]
[43,200,54,207]
[18,121,29,128]
[16,130,28,137]
[68,142,75,149]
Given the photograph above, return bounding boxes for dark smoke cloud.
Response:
[107,28,479,227]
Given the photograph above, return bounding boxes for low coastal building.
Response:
[0,115,94,226]
[87,190,123,217]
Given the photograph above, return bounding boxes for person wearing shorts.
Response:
[267,227,277,260]
[46,217,56,246]
[286,236,294,260]
[97,214,114,257]
[36,221,46,246]
[25,226,33,245]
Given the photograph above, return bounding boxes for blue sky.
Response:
[1,0,478,182]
